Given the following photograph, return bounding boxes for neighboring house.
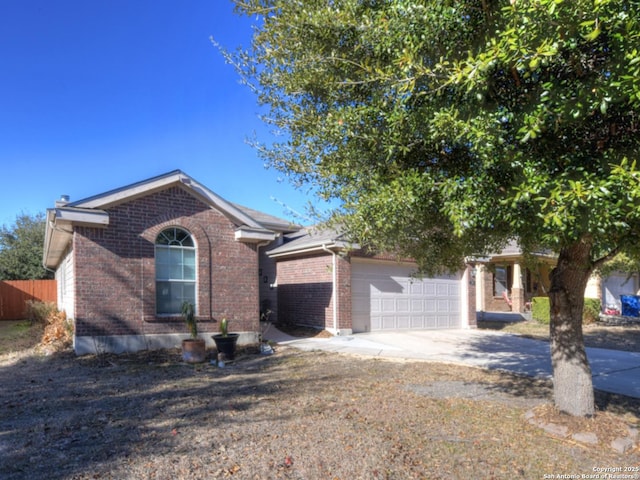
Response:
[43,170,478,354]
[43,170,297,355]
[475,240,639,315]
[588,271,639,314]
[475,240,555,314]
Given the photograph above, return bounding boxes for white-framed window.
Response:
[155,227,196,315]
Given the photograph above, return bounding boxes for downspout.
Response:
[321,244,338,334]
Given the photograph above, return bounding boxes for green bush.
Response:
[531,297,550,324]
[25,300,57,324]
[531,296,601,325]
[583,298,601,325]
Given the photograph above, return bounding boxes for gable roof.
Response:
[267,225,358,258]
[469,239,557,264]
[43,170,299,269]
[232,202,299,234]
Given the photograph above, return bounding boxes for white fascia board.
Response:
[234,227,277,243]
[43,208,110,269]
[72,170,267,231]
[43,209,61,269]
[55,208,109,227]
[72,171,185,209]
[267,241,357,258]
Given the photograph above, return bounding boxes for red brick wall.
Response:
[275,252,353,331]
[73,186,259,337]
[335,254,352,331]
[276,253,334,328]
[480,269,511,312]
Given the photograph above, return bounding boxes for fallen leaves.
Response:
[1,346,639,480]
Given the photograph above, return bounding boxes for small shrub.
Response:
[532,297,550,325]
[531,296,601,325]
[583,298,601,325]
[25,300,57,324]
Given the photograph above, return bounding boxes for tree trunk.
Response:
[548,240,595,417]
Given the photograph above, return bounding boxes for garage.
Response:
[351,259,462,332]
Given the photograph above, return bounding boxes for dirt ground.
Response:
[1,321,639,479]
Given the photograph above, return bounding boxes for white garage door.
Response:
[603,273,638,309]
[351,260,461,332]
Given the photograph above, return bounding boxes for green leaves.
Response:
[0,213,52,280]
[232,0,640,268]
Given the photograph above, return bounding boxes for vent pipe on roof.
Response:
[56,195,70,207]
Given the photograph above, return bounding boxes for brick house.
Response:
[43,170,297,355]
[474,241,640,316]
[267,226,477,334]
[44,170,477,355]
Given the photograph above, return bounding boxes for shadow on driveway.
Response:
[273,328,640,399]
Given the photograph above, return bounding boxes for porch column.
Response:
[512,262,525,313]
[585,273,602,300]
[475,264,485,312]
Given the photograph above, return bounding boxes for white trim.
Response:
[71,170,267,232]
[321,244,339,334]
[72,171,190,209]
[460,267,470,329]
[267,241,357,259]
[43,207,109,269]
[234,227,277,243]
[54,208,109,226]
[475,264,485,312]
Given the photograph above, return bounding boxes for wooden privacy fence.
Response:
[0,280,57,320]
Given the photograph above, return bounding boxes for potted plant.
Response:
[212,318,239,360]
[181,302,206,363]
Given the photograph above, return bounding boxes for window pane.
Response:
[156,263,170,280]
[155,231,170,245]
[183,283,196,304]
[181,235,194,247]
[170,264,183,280]
[494,267,508,296]
[183,250,196,280]
[155,228,196,315]
[156,281,173,314]
[184,265,196,280]
[175,229,189,245]
[156,281,196,314]
[169,248,183,266]
[156,247,170,265]
[155,248,170,279]
[183,249,195,266]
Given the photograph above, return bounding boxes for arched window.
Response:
[155,227,196,315]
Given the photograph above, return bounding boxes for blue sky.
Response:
[0,1,318,227]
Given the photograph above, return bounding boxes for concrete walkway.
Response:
[263,324,640,399]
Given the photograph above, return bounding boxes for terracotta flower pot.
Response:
[181,338,206,363]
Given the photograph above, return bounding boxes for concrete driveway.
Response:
[264,326,640,399]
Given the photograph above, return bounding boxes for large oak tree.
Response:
[229,0,640,416]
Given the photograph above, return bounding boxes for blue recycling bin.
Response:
[620,295,640,317]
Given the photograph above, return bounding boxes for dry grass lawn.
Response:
[0,320,639,479]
